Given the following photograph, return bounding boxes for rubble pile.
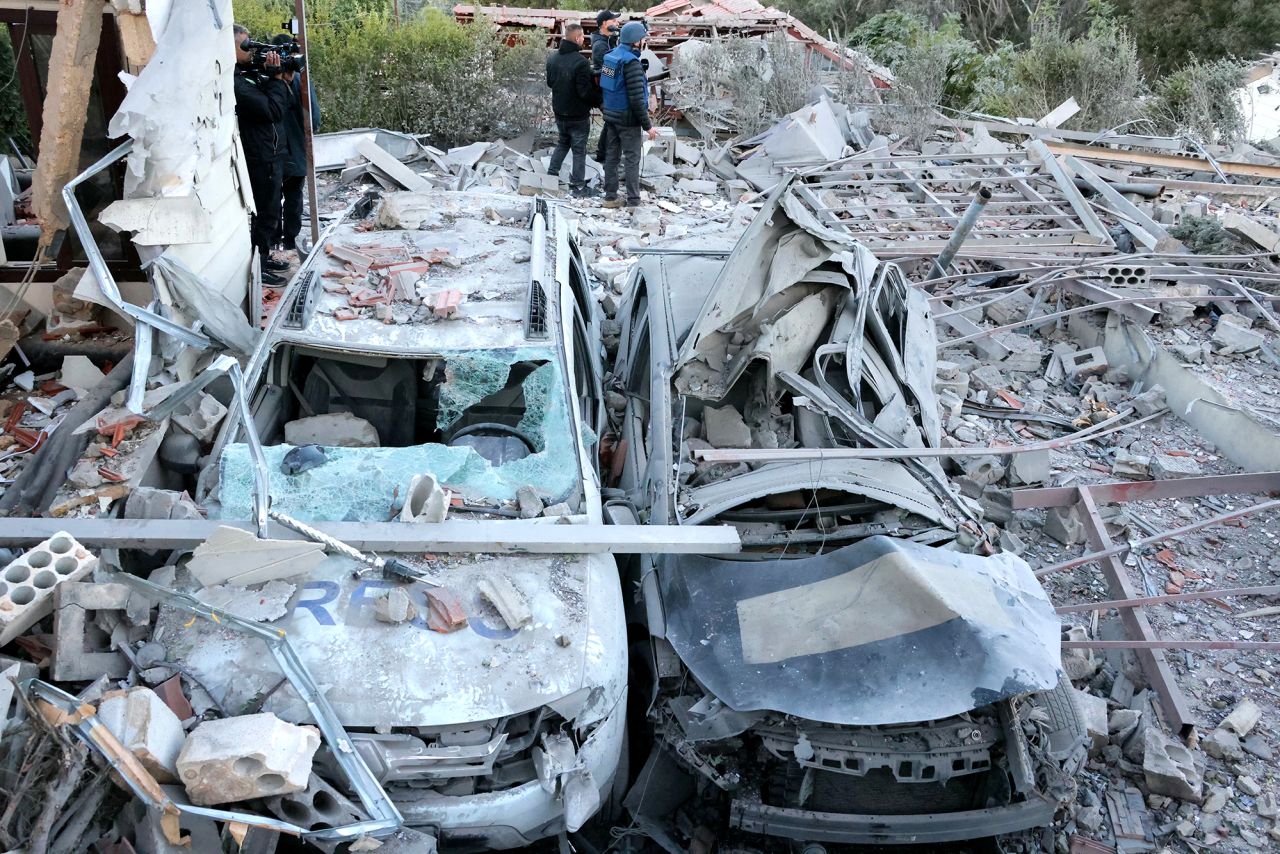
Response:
[3,0,1280,850]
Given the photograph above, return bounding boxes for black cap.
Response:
[596,9,620,26]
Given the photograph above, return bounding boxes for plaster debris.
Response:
[185,526,326,588]
[477,575,532,630]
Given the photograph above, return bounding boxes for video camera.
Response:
[240,36,306,74]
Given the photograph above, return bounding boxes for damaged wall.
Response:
[103,0,252,307]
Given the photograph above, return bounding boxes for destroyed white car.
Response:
[608,179,1086,846]
[157,192,627,848]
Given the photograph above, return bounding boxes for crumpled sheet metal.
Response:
[108,0,235,198]
[671,175,940,439]
[679,459,950,529]
[659,536,1062,726]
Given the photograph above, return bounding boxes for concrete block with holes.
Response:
[264,773,366,842]
[176,712,320,805]
[0,532,98,645]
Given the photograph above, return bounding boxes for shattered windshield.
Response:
[217,348,588,521]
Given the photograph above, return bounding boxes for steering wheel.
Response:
[449,422,538,454]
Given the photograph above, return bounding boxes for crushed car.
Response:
[135,190,627,849]
[607,175,1087,847]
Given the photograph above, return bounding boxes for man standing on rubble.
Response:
[546,24,601,197]
[591,11,621,164]
[272,34,320,256]
[600,21,657,209]
[233,24,292,287]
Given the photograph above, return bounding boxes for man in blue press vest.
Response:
[599,21,657,209]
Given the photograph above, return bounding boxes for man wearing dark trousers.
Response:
[233,24,291,286]
[272,35,320,255]
[546,24,601,197]
[600,21,657,209]
[591,11,620,165]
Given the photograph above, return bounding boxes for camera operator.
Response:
[271,34,320,256]
[233,24,292,286]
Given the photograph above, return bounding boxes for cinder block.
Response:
[176,713,320,805]
[0,532,98,645]
[1063,346,1108,379]
[52,581,132,681]
[98,687,185,783]
[263,773,365,837]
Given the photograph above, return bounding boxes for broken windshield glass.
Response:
[217,348,587,521]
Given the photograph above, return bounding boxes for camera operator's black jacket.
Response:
[546,41,600,121]
[282,76,322,178]
[234,65,291,162]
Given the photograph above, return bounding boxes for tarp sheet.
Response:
[661,536,1062,725]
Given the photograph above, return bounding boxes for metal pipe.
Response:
[293,0,320,245]
[1056,585,1280,614]
[929,186,991,279]
[1036,497,1280,578]
[1062,640,1280,651]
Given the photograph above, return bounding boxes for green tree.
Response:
[0,28,32,153]
[232,0,547,146]
[1112,0,1280,75]
[972,6,1145,130]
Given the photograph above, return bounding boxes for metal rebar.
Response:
[1056,585,1280,613]
[1062,640,1280,650]
[1036,497,1280,578]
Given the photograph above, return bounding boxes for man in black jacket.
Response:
[271,35,321,254]
[591,11,620,164]
[233,24,292,285]
[600,22,657,208]
[546,24,601,197]
[591,10,620,74]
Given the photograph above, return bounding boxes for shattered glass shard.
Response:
[218,352,589,521]
[436,352,513,431]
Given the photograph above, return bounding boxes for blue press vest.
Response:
[601,45,644,112]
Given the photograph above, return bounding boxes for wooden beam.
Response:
[0,518,743,554]
[30,0,104,245]
[1044,140,1280,183]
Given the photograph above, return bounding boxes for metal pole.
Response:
[1035,496,1280,578]
[929,186,991,279]
[1055,585,1280,614]
[293,1,320,245]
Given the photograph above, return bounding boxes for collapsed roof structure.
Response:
[0,0,1279,852]
[454,0,892,82]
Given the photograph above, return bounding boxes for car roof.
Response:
[279,190,560,357]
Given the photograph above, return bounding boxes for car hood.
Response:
[659,536,1062,725]
[156,551,625,728]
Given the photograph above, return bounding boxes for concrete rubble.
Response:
[176,712,321,805]
[0,1,1279,852]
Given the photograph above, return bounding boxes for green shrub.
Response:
[1169,216,1244,255]
[1146,57,1245,144]
[971,5,1144,130]
[232,0,547,147]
